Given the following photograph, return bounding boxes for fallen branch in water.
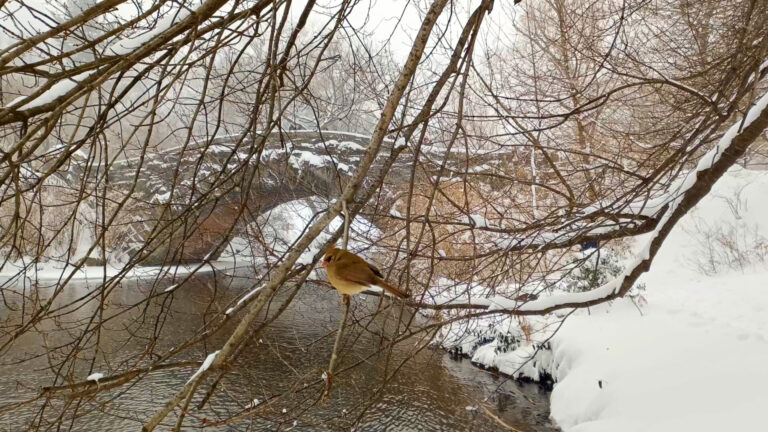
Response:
[40,361,202,399]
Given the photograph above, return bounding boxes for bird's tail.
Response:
[375,279,409,299]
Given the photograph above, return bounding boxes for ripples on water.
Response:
[0,272,558,431]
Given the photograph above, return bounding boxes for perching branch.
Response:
[140,1,450,429]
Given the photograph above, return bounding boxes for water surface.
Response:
[0,271,558,431]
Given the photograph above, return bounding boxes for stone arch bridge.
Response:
[105,131,405,264]
[61,131,514,265]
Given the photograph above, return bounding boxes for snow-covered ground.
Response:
[0,258,242,287]
[438,167,768,432]
[547,270,768,432]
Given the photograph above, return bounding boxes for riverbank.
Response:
[437,167,768,431]
[0,258,253,287]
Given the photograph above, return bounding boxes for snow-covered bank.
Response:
[547,270,768,432]
[438,167,768,432]
[0,259,247,287]
[1,196,380,289]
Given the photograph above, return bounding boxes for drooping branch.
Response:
[404,87,768,316]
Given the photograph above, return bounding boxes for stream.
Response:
[0,269,559,431]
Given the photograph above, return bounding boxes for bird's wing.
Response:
[336,256,409,298]
[336,262,377,286]
[368,263,384,278]
[341,252,382,278]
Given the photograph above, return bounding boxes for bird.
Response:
[322,246,409,298]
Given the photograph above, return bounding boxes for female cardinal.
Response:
[322,247,409,298]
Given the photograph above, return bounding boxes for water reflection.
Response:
[0,271,558,431]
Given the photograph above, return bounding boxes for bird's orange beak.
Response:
[321,260,328,267]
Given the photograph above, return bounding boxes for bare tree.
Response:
[1,0,767,429]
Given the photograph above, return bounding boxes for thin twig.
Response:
[323,293,350,402]
[323,198,352,401]
[342,199,350,250]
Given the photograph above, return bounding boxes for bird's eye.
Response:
[326,256,333,262]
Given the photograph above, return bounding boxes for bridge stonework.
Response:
[105,131,400,265]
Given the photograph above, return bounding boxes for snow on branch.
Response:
[225,284,266,315]
[6,71,98,111]
[452,61,768,256]
[403,88,768,316]
[187,350,220,384]
[1,1,211,116]
[507,89,768,314]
